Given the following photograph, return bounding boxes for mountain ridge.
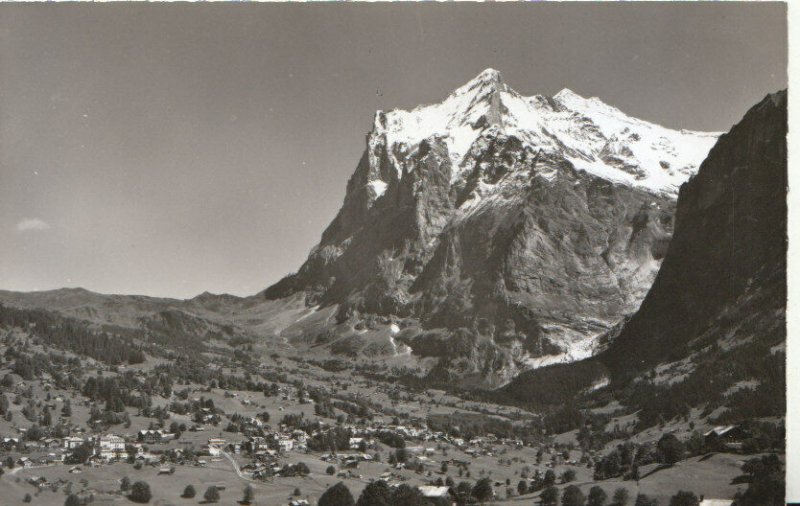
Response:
[262,69,721,384]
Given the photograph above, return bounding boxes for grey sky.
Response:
[0,2,787,298]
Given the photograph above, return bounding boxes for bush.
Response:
[635,494,658,506]
[182,485,196,498]
[23,494,31,503]
[561,469,577,483]
[120,476,131,492]
[64,495,80,506]
[319,482,354,506]
[129,481,152,503]
[204,486,220,503]
[242,485,254,505]
[326,465,336,475]
[668,491,699,506]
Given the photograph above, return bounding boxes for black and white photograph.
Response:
[0,2,792,505]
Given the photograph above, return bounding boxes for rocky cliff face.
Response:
[265,69,719,383]
[500,90,787,410]
[604,90,787,375]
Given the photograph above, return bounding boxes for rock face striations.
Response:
[264,69,719,384]
[604,90,788,375]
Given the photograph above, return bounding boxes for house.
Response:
[208,438,227,448]
[1,437,19,450]
[704,426,749,451]
[277,437,294,452]
[17,457,33,468]
[63,437,85,450]
[42,438,62,449]
[419,486,455,504]
[138,430,167,444]
[699,500,733,506]
[349,437,365,450]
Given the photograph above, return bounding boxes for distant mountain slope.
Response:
[264,69,719,376]
[0,287,311,348]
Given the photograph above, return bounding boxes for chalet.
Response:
[419,485,455,504]
[699,500,734,506]
[349,437,365,450]
[42,438,62,449]
[17,457,33,468]
[1,437,19,450]
[47,452,64,463]
[704,425,749,451]
[138,429,167,444]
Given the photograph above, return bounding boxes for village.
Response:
[0,350,765,506]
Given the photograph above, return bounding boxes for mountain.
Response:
[501,90,787,424]
[264,69,719,383]
[605,89,787,373]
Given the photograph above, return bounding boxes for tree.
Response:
[455,481,473,504]
[64,495,81,506]
[65,442,94,465]
[182,485,196,498]
[120,476,131,492]
[562,485,586,506]
[357,480,391,506]
[327,465,336,475]
[635,494,658,506]
[544,469,556,486]
[733,454,784,506]
[668,491,699,506]
[612,488,630,506]
[129,481,152,503]
[657,434,686,465]
[242,484,255,505]
[541,485,559,506]
[23,494,32,503]
[588,486,608,506]
[319,482,354,506]
[62,399,72,417]
[389,484,427,506]
[561,469,577,483]
[472,478,493,503]
[517,480,528,496]
[204,486,220,503]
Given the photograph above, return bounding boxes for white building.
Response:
[98,435,126,461]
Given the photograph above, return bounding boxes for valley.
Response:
[0,72,786,506]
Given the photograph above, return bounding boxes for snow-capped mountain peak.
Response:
[368,69,720,198]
